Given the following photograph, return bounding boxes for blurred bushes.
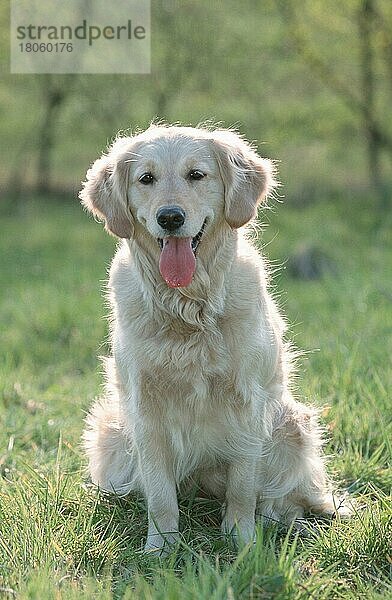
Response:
[0,0,391,206]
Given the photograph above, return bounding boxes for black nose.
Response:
[156,206,186,231]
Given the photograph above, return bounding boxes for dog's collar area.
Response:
[157,219,207,255]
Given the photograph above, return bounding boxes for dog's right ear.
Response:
[79,142,134,239]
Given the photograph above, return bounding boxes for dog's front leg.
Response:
[136,429,179,554]
[145,483,179,554]
[222,458,257,545]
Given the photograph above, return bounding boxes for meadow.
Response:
[0,195,390,599]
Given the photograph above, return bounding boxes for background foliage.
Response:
[1,0,392,206]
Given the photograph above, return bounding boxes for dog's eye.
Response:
[138,172,154,185]
[188,170,206,181]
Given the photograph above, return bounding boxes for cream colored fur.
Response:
[80,124,348,553]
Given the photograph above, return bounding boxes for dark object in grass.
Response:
[288,244,336,280]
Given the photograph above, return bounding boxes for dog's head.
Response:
[80,125,276,288]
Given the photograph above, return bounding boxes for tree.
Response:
[36,75,76,194]
[277,0,392,210]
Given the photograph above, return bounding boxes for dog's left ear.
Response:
[211,130,277,229]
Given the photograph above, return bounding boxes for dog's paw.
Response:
[143,531,179,557]
[309,492,358,520]
[332,494,359,518]
[221,518,256,547]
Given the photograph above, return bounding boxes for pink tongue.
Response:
[159,237,196,288]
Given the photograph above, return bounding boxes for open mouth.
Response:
[157,219,207,288]
[157,219,207,255]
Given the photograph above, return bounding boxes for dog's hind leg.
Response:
[257,400,351,525]
[83,395,140,495]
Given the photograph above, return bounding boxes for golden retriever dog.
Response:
[80,124,349,553]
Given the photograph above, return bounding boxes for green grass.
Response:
[0,197,391,599]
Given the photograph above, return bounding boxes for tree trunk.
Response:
[358,0,388,211]
[36,76,67,194]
